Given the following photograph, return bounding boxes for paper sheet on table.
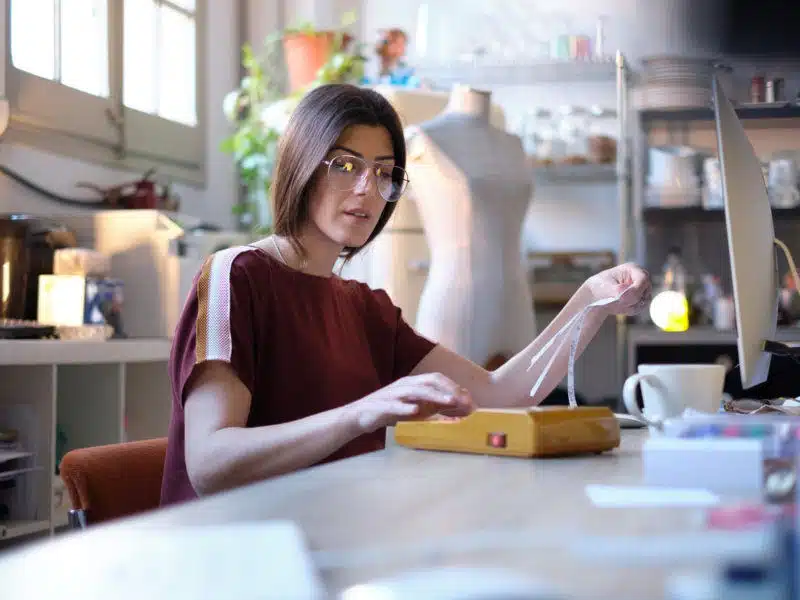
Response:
[586,484,721,507]
[0,520,327,600]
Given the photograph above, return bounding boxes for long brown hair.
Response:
[271,84,406,262]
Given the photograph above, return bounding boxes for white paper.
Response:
[0,520,327,600]
[586,484,721,507]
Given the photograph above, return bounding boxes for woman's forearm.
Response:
[486,283,609,407]
[189,404,361,496]
[412,267,647,410]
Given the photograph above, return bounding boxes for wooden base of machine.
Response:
[395,406,621,458]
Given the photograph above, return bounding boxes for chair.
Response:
[59,437,168,529]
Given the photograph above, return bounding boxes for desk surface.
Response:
[106,429,721,599]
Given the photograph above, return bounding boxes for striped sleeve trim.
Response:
[195,246,253,364]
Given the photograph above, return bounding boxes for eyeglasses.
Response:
[321,154,409,203]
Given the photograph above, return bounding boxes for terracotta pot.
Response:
[283,31,352,92]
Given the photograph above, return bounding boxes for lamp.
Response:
[649,289,689,333]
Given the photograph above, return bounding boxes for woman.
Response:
[160,84,651,506]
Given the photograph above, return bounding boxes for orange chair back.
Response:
[59,437,168,526]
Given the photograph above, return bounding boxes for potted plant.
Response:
[221,12,365,235]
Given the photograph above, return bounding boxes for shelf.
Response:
[628,325,800,346]
[642,206,800,224]
[640,103,800,124]
[414,59,618,86]
[0,519,50,540]
[0,450,34,464]
[0,338,172,366]
[533,163,617,184]
[0,466,42,482]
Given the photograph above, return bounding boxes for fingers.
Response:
[388,400,420,416]
[393,373,473,413]
[613,264,651,314]
[418,372,472,403]
[417,372,463,395]
[629,265,649,287]
[624,284,653,315]
[393,381,469,410]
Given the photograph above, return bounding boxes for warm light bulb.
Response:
[649,290,689,332]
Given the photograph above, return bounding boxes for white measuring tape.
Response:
[527,290,628,406]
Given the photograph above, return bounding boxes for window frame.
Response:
[3,0,207,186]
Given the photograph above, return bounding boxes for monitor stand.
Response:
[763,339,800,357]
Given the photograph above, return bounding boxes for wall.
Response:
[357,0,691,256]
[357,0,798,256]
[0,0,240,229]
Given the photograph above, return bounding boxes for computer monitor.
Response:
[712,76,793,389]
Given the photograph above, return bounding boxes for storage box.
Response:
[642,414,799,502]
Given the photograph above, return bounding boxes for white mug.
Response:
[622,364,726,431]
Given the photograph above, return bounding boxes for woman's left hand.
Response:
[584,262,652,316]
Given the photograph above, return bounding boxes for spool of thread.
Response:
[766,78,785,103]
[713,296,735,331]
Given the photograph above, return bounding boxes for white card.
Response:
[586,484,721,507]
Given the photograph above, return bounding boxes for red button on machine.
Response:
[487,432,507,448]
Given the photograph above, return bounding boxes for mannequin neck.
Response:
[445,86,491,122]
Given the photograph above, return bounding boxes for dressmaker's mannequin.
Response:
[406,85,536,367]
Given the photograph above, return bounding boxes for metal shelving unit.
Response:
[640,102,800,125]
[642,206,800,224]
[614,52,633,403]
[631,95,800,270]
[414,58,619,87]
[532,163,617,184]
[628,71,800,393]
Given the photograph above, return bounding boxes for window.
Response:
[6,0,205,184]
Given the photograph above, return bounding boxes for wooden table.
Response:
[6,430,752,600]
[94,428,728,599]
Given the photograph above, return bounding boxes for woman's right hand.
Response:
[349,373,474,434]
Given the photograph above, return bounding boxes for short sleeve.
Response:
[367,288,436,380]
[169,248,256,405]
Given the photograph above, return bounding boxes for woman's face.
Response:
[306,124,396,249]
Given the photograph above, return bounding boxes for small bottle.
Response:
[695,274,721,326]
[594,16,606,60]
[662,247,687,295]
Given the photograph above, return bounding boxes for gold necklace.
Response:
[270,236,308,271]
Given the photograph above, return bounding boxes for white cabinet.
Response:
[0,339,171,539]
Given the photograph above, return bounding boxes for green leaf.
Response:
[219,136,237,154]
[240,154,270,172]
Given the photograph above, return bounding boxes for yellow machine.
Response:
[394,406,620,458]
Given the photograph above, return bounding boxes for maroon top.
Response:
[160,246,436,506]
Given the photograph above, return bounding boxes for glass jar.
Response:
[586,106,618,165]
[520,108,550,159]
[557,105,589,163]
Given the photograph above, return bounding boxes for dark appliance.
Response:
[0,214,77,322]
